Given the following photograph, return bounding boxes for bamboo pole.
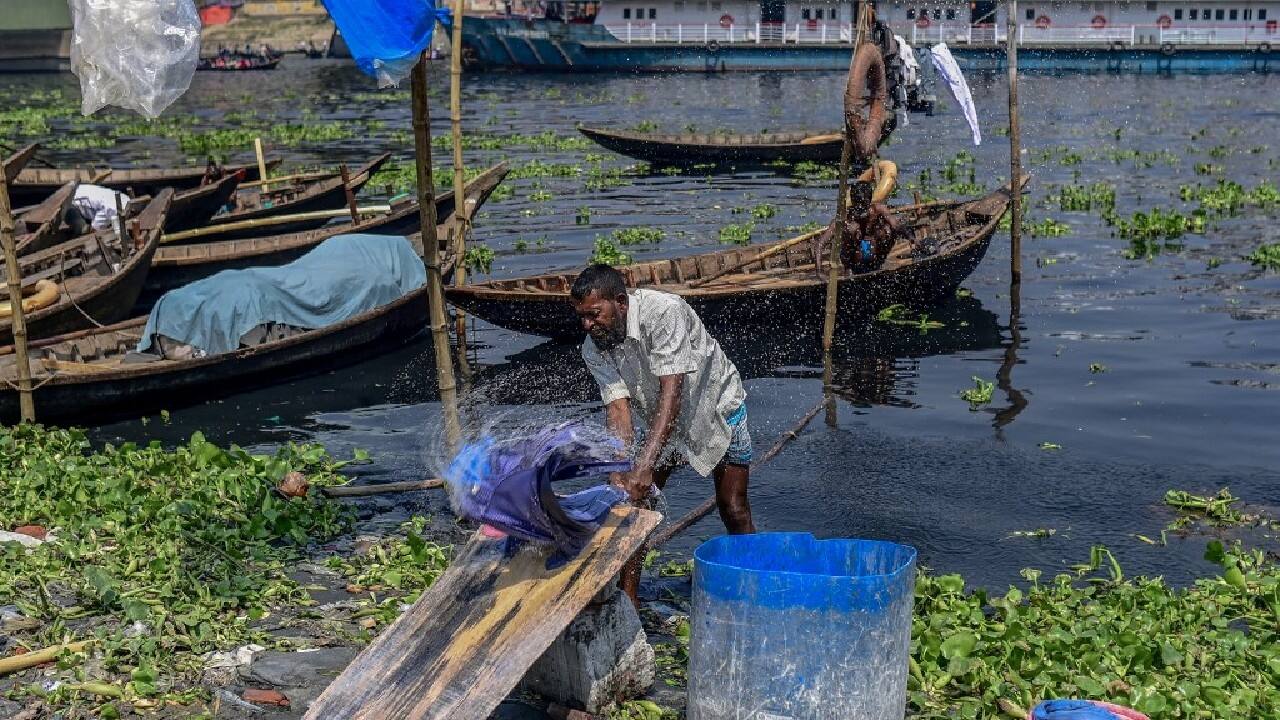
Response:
[322,478,444,498]
[253,137,270,191]
[449,0,473,380]
[160,205,393,243]
[411,53,462,453]
[339,164,359,223]
[238,170,331,189]
[821,0,871,427]
[1007,0,1023,285]
[0,641,91,676]
[0,162,35,422]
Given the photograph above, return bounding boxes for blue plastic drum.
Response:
[688,533,917,720]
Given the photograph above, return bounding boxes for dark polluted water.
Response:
[15,60,1274,590]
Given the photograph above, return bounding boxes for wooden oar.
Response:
[160,205,393,244]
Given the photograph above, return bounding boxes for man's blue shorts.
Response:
[722,404,753,466]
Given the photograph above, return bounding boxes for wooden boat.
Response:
[3,143,38,183]
[193,153,393,242]
[197,55,282,71]
[142,162,509,302]
[446,182,1022,340]
[163,172,244,233]
[578,126,846,165]
[9,159,280,207]
[0,205,467,424]
[0,190,171,345]
[14,182,78,256]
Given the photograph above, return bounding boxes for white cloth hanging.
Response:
[929,43,981,146]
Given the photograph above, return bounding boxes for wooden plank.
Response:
[304,506,661,720]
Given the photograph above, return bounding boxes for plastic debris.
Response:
[68,0,201,118]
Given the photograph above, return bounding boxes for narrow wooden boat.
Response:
[163,172,244,233]
[0,209,464,425]
[142,162,509,302]
[578,126,845,165]
[3,143,38,183]
[446,182,1022,340]
[10,159,280,207]
[0,190,171,345]
[197,55,282,71]
[194,153,393,242]
[14,182,78,256]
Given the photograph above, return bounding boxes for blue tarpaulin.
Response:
[138,234,427,356]
[321,0,452,86]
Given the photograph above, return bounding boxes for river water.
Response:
[8,60,1278,590]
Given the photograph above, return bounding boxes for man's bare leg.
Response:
[713,462,755,534]
[620,466,674,607]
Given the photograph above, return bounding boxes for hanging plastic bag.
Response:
[322,0,452,87]
[69,0,201,119]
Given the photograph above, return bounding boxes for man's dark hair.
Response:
[570,264,627,301]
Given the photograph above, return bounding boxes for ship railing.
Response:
[1159,25,1276,45]
[908,22,979,45]
[1018,25,1137,44]
[899,22,1277,47]
[603,22,854,44]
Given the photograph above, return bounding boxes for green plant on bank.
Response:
[0,425,358,707]
[1248,243,1280,270]
[1027,218,1071,238]
[322,517,451,626]
[877,304,945,333]
[590,237,632,266]
[960,376,994,409]
[909,542,1280,719]
[463,245,496,275]
[718,222,755,246]
[610,700,679,719]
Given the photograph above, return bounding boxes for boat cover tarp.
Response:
[138,234,426,356]
[320,0,451,86]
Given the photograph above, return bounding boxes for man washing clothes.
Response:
[569,264,755,603]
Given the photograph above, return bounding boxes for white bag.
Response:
[69,0,201,119]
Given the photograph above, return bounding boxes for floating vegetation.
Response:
[1038,442,1063,451]
[366,162,487,196]
[1105,148,1180,168]
[0,425,355,702]
[1008,527,1057,537]
[782,221,824,235]
[610,227,665,246]
[509,159,583,180]
[877,304,945,332]
[1116,208,1204,247]
[718,222,755,246]
[749,203,777,221]
[1180,179,1280,215]
[938,151,982,195]
[463,244,496,274]
[1027,218,1070,238]
[631,120,659,132]
[527,189,554,202]
[1089,363,1108,374]
[583,164,631,191]
[1057,182,1116,214]
[512,237,547,253]
[959,376,994,409]
[792,160,839,183]
[1248,243,1280,270]
[1193,162,1224,176]
[1163,488,1256,529]
[430,130,590,152]
[590,237,632,265]
[575,206,592,224]
[45,135,115,151]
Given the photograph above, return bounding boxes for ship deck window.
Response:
[1174,8,1182,19]
[1244,9,1251,20]
[907,8,916,18]
[945,8,956,19]
[1145,1,1157,10]
[1214,8,1224,20]
[817,9,825,19]
[933,8,941,19]
[1202,8,1210,20]
[1229,9,1237,20]
[1026,7,1036,19]
[1259,8,1268,19]
[1189,8,1197,19]
[623,8,630,18]
[649,8,656,18]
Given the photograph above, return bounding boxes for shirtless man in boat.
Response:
[570,264,755,604]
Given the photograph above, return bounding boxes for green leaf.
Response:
[1160,642,1184,667]
[937,574,965,594]
[1205,540,1226,565]
[941,632,978,660]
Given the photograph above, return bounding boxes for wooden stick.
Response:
[159,205,392,243]
[339,164,359,223]
[322,479,445,498]
[412,53,462,454]
[688,228,823,288]
[0,641,90,676]
[449,1,473,382]
[651,399,825,547]
[1007,0,1023,286]
[238,170,331,189]
[0,150,35,422]
[253,137,270,191]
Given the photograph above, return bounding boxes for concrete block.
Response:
[520,584,654,714]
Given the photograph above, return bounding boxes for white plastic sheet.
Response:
[930,43,981,146]
[68,0,201,119]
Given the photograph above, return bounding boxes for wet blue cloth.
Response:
[446,424,632,568]
[138,234,426,356]
[322,0,452,86]
[1031,700,1144,720]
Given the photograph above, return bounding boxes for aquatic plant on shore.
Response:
[1248,243,1280,271]
[0,425,359,709]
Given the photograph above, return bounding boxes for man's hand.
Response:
[615,467,655,502]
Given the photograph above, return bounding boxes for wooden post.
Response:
[339,164,360,223]
[0,164,35,422]
[412,53,462,453]
[449,0,473,380]
[821,0,870,426]
[1007,0,1023,286]
[254,137,270,191]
